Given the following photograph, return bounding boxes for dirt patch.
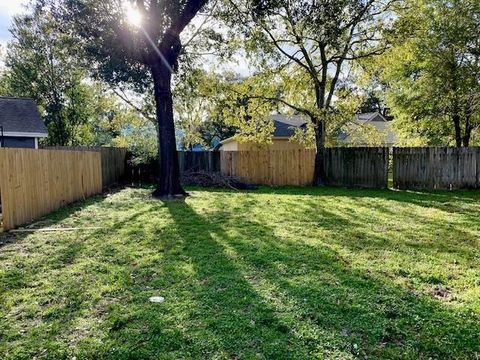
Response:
[430,284,452,300]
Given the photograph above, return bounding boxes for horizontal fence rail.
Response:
[0,148,102,230]
[325,147,389,188]
[393,147,480,190]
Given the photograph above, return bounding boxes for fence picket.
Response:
[0,148,103,230]
[220,148,389,188]
[392,147,480,190]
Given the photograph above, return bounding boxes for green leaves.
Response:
[375,0,480,146]
[217,0,393,157]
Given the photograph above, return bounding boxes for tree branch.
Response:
[112,88,156,123]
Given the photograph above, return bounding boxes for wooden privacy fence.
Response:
[325,147,389,188]
[178,151,220,173]
[393,147,480,190]
[43,146,127,188]
[221,150,316,186]
[220,148,389,187]
[98,147,127,187]
[126,151,220,183]
[0,148,102,230]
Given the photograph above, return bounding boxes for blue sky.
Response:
[0,1,25,48]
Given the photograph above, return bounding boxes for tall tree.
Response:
[221,0,393,185]
[377,0,480,147]
[1,6,136,147]
[59,0,209,198]
[3,8,93,145]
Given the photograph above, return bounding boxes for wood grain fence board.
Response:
[220,148,388,187]
[0,148,102,230]
[324,147,389,188]
[42,146,127,188]
[220,150,316,186]
[393,147,480,190]
[100,147,127,188]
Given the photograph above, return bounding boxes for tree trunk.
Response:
[452,113,462,148]
[151,61,186,199]
[313,120,326,186]
[463,107,473,147]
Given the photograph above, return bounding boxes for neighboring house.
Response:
[0,97,48,149]
[220,114,307,151]
[339,112,397,147]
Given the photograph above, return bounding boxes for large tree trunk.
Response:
[463,107,473,147]
[151,61,186,199]
[313,120,326,186]
[452,113,462,148]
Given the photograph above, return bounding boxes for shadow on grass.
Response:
[189,184,480,210]
[1,187,479,359]
[162,200,480,359]
[163,200,306,358]
[0,192,111,249]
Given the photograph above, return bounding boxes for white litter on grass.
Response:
[149,296,165,303]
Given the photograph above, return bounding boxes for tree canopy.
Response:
[1,0,479,190]
[371,0,480,146]
[57,0,210,197]
[0,7,134,146]
[217,0,395,184]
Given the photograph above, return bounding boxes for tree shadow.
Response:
[0,190,164,359]
[155,200,309,358]
[0,191,112,249]
[191,204,480,358]
[1,187,479,359]
[193,185,480,212]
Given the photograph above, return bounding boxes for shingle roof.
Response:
[271,114,307,137]
[356,112,387,122]
[0,97,48,135]
[220,114,307,144]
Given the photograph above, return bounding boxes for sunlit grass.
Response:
[0,186,479,359]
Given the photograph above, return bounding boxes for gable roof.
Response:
[338,111,396,145]
[0,97,48,137]
[356,112,388,123]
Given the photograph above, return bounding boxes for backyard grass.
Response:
[0,186,479,359]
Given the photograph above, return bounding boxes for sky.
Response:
[0,1,26,47]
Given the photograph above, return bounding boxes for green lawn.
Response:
[1,186,479,359]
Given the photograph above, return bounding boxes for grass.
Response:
[0,186,479,359]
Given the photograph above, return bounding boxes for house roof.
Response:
[0,97,48,137]
[356,112,388,123]
[221,114,307,144]
[338,111,396,145]
[271,114,307,137]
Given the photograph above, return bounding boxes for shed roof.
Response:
[0,97,48,136]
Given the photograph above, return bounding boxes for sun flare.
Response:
[124,2,142,27]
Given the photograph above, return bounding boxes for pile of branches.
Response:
[181,171,257,190]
